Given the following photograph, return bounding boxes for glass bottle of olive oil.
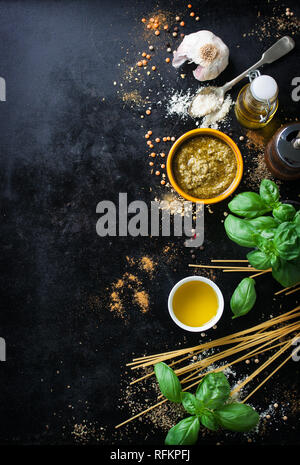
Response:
[235,74,278,129]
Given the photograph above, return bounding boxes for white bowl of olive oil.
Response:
[168,276,224,332]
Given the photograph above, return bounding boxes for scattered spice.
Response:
[133,290,149,313]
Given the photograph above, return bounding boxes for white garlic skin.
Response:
[172,30,229,81]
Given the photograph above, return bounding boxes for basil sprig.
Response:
[225,179,300,317]
[155,363,259,445]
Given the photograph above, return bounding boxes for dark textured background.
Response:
[0,0,299,446]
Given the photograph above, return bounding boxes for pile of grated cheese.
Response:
[166,88,233,129]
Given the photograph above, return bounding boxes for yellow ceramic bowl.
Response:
[166,128,243,204]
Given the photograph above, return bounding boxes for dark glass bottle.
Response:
[264,122,300,180]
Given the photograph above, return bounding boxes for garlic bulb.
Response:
[172,30,229,81]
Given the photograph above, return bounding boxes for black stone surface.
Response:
[0,0,299,446]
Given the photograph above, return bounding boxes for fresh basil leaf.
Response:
[293,211,300,236]
[224,215,257,248]
[274,222,300,261]
[273,203,296,222]
[247,250,272,270]
[165,416,200,445]
[154,362,182,403]
[270,254,280,271]
[246,216,279,231]
[272,257,300,288]
[260,228,277,240]
[228,192,271,219]
[215,403,259,432]
[230,278,256,319]
[294,210,300,225]
[259,179,280,208]
[200,410,219,431]
[196,372,230,409]
[181,393,203,415]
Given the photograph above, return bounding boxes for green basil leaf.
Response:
[256,236,277,257]
[165,416,200,445]
[196,372,230,409]
[224,215,257,248]
[260,228,277,240]
[246,216,279,231]
[247,250,272,270]
[259,179,280,207]
[154,362,182,403]
[200,410,219,431]
[230,278,256,319]
[274,222,300,261]
[272,257,300,288]
[293,211,300,236]
[273,203,296,222]
[215,402,259,432]
[181,393,203,415]
[228,192,271,219]
[270,254,280,271]
[294,210,300,225]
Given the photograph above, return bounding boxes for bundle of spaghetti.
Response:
[115,306,300,429]
[128,306,300,371]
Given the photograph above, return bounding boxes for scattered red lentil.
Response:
[145,134,150,139]
[137,61,142,67]
[152,66,156,71]
[160,152,166,157]
[155,171,160,176]
[188,4,192,8]
[163,137,167,142]
[176,16,180,21]
[161,164,165,169]
[180,21,185,26]
[148,130,152,135]
[155,138,160,143]
[161,180,166,185]
[155,30,160,36]
[147,140,152,146]
[142,52,147,57]
[146,109,151,115]
[149,162,154,166]
[190,12,195,17]
[146,54,151,59]
[141,18,146,23]
[142,59,147,66]
[150,153,156,158]
[165,57,170,63]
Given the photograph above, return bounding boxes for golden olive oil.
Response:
[172,280,218,327]
[235,83,278,129]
